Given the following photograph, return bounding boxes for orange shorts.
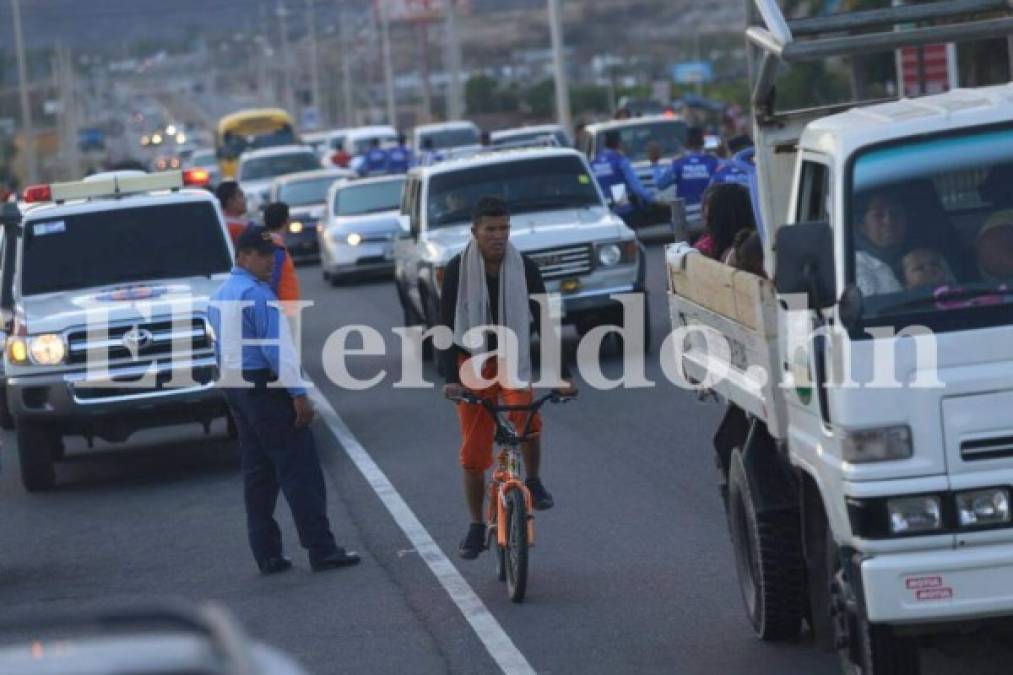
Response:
[456,355,542,474]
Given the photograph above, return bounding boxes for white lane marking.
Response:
[309,388,536,675]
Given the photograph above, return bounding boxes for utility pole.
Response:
[547,0,573,138]
[378,0,397,126]
[339,3,355,126]
[305,0,322,128]
[11,0,38,185]
[444,0,464,119]
[55,46,80,180]
[277,2,295,116]
[417,20,432,123]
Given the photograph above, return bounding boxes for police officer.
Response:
[360,138,389,177]
[649,126,720,218]
[386,133,413,174]
[209,226,360,575]
[591,130,657,229]
[709,135,754,188]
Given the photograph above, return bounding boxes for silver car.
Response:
[268,168,355,263]
[319,175,405,285]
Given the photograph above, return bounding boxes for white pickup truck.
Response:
[667,1,1013,672]
[2,172,233,491]
[394,146,648,349]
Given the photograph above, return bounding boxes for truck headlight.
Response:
[27,334,67,365]
[597,243,622,267]
[841,425,912,463]
[957,488,1010,528]
[887,495,942,534]
[346,232,362,246]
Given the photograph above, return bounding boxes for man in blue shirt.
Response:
[386,133,413,174]
[650,126,720,219]
[209,226,360,575]
[359,138,389,177]
[709,135,754,188]
[591,131,658,228]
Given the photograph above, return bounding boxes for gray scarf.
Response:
[453,240,531,386]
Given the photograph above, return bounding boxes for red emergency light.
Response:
[183,168,210,187]
[22,185,52,203]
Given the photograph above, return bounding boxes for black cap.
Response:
[236,225,277,255]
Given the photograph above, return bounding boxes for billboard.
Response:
[376,0,471,23]
[898,44,958,97]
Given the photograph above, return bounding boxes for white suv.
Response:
[393,147,647,344]
[4,172,233,491]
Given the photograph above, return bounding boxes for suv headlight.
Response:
[887,495,942,534]
[9,334,67,365]
[595,241,638,267]
[841,425,912,463]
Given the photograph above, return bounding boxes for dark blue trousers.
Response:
[223,386,338,565]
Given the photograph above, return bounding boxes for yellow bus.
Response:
[215,108,298,179]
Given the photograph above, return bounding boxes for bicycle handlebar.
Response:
[449,390,576,412]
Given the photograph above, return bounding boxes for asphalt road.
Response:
[0,241,1007,674]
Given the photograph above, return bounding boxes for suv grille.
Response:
[527,244,593,281]
[66,318,212,365]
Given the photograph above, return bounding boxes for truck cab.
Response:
[666,1,1013,672]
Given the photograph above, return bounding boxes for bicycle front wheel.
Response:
[505,488,529,603]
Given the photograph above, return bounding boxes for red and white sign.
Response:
[898,43,958,97]
[916,587,954,601]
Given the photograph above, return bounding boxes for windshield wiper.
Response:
[873,285,1013,314]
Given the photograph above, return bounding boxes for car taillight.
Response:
[183,168,210,187]
[23,185,52,202]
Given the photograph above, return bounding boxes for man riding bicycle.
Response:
[440,196,577,560]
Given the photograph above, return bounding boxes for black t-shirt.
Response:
[438,252,568,384]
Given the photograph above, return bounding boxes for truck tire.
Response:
[726,448,805,641]
[17,422,59,492]
[825,526,921,674]
[0,385,14,430]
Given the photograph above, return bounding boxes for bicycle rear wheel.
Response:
[505,488,529,603]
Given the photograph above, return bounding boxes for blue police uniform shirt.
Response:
[208,266,307,397]
[363,147,389,174]
[652,151,721,206]
[591,148,653,215]
[710,161,751,187]
[386,145,412,173]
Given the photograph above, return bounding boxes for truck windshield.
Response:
[850,126,1013,331]
[597,121,687,163]
[279,176,342,206]
[22,202,232,295]
[421,127,480,150]
[334,179,405,216]
[427,156,602,228]
[239,152,319,180]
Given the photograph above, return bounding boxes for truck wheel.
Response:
[826,528,921,674]
[726,448,805,641]
[0,386,14,430]
[17,422,59,492]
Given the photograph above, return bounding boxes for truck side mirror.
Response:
[774,221,835,309]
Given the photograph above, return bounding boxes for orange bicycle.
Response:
[452,390,574,602]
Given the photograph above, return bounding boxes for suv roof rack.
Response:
[748,0,1013,114]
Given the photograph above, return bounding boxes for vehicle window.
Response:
[334,179,406,216]
[421,128,480,150]
[191,150,216,166]
[426,156,603,228]
[22,203,232,295]
[221,126,296,158]
[850,126,1013,330]
[279,176,341,206]
[330,135,346,150]
[352,135,397,155]
[598,121,687,163]
[240,153,319,180]
[796,160,830,223]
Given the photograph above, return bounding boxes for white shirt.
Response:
[856,250,903,296]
